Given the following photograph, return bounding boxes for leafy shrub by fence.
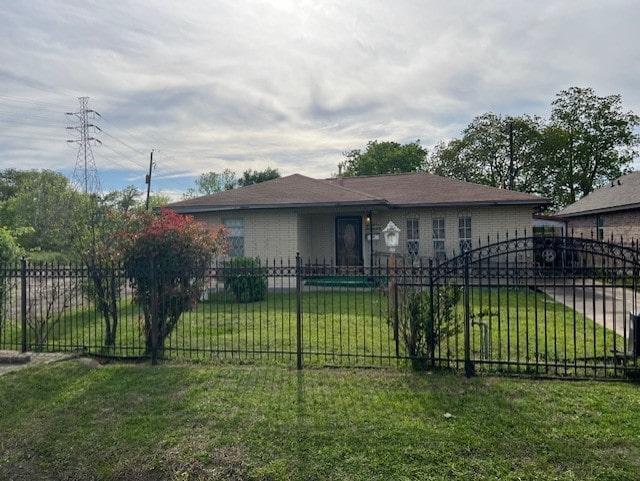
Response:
[399,284,461,369]
[220,256,268,303]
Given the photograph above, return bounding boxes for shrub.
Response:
[397,284,461,369]
[116,209,226,357]
[221,257,268,303]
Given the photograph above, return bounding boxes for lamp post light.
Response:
[382,221,401,357]
[382,221,400,253]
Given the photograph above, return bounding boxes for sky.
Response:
[1,0,639,200]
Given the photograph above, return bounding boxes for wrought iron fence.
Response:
[1,236,639,379]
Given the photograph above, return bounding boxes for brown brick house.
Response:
[555,172,640,243]
[166,172,547,265]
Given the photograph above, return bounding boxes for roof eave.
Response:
[168,200,389,214]
[390,199,547,209]
[557,202,640,218]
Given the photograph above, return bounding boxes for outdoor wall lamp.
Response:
[382,221,400,253]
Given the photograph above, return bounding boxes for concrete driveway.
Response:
[539,282,639,338]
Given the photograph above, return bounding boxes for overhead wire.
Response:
[0,94,242,195]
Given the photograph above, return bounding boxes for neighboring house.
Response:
[166,172,546,266]
[555,172,640,243]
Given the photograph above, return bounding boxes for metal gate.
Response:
[394,236,640,379]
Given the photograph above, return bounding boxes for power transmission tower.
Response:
[66,97,102,194]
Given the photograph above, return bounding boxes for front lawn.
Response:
[0,360,639,480]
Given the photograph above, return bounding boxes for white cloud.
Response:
[1,0,639,194]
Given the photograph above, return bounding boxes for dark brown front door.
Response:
[336,216,363,266]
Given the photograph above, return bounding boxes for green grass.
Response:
[1,360,639,480]
[1,286,631,376]
[463,288,624,368]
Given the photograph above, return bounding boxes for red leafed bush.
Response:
[116,208,226,357]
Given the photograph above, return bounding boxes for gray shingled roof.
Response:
[555,172,640,218]
[167,172,546,213]
[331,172,545,207]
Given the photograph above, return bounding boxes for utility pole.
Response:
[66,97,102,194]
[145,150,154,210]
[508,121,515,190]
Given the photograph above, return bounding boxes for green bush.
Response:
[118,209,226,356]
[398,284,461,369]
[221,257,268,303]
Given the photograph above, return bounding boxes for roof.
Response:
[555,172,640,218]
[166,172,547,213]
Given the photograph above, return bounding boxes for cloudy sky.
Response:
[1,0,639,198]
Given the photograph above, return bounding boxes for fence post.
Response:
[20,257,27,353]
[296,252,303,370]
[428,258,435,366]
[390,253,399,358]
[463,253,473,377]
[149,257,159,365]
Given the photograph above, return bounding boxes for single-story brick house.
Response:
[555,172,640,243]
[166,172,547,266]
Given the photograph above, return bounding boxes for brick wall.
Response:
[565,208,640,243]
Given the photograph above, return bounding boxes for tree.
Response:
[238,167,280,187]
[0,169,31,202]
[102,185,142,213]
[0,226,25,333]
[0,227,24,264]
[69,194,130,349]
[427,113,544,192]
[116,209,226,358]
[182,169,238,199]
[0,170,77,253]
[548,86,640,206]
[342,140,428,177]
[427,87,640,209]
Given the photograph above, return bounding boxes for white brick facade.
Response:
[194,204,536,265]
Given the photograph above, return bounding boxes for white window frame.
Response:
[459,216,472,253]
[223,218,245,257]
[406,217,419,259]
[596,216,604,241]
[432,217,446,261]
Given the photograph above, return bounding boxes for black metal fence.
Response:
[1,236,639,379]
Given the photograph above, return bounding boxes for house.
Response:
[555,172,640,243]
[165,172,547,266]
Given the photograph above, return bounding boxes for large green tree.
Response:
[547,86,640,206]
[183,167,282,199]
[428,114,544,192]
[238,167,280,187]
[0,170,77,253]
[427,87,640,209]
[342,140,428,176]
[182,169,238,199]
[0,169,32,202]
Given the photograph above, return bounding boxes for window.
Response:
[406,218,419,259]
[432,217,445,261]
[597,216,604,241]
[459,216,472,253]
[223,218,244,257]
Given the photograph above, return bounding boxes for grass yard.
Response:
[462,287,624,369]
[1,360,639,480]
[1,285,630,377]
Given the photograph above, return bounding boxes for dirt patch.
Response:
[0,350,78,376]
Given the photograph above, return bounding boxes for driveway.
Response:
[539,282,639,338]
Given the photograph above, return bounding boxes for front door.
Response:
[335,216,363,266]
